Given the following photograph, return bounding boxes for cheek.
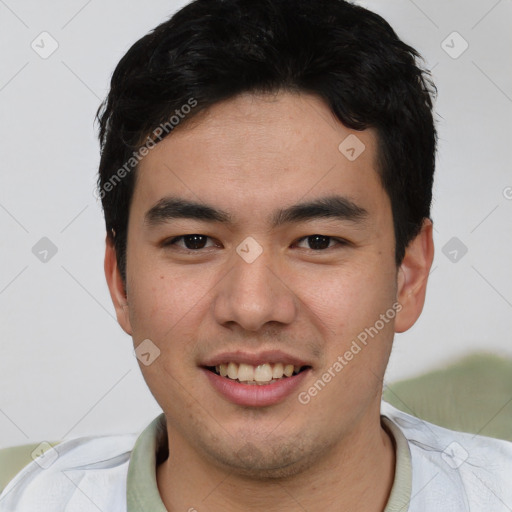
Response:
[127,256,216,347]
[127,266,183,338]
[299,262,395,335]
[308,270,396,405]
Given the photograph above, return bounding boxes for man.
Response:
[1,0,511,510]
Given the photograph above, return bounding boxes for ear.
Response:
[394,218,434,333]
[104,235,133,335]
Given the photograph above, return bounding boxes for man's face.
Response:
[112,91,407,476]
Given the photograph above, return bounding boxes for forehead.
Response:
[131,91,388,227]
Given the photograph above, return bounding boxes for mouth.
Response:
[203,362,312,386]
[200,351,314,406]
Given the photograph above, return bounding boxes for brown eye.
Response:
[296,235,346,250]
[163,234,214,251]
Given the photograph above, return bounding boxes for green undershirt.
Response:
[126,413,412,511]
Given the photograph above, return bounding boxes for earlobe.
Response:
[104,235,133,335]
[394,218,434,333]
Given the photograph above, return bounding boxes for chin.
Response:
[203,435,329,481]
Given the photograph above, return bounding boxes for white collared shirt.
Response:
[1,402,511,511]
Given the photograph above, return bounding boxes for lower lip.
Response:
[201,367,311,407]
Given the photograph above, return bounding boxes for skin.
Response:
[105,90,434,511]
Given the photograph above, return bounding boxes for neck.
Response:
[156,406,395,512]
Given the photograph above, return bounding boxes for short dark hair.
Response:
[96,0,437,286]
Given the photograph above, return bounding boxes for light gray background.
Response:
[0,0,511,448]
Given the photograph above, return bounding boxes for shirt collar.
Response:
[126,413,168,512]
[126,408,412,511]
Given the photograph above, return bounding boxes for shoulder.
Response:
[0,433,137,512]
[382,401,512,511]
[0,443,56,495]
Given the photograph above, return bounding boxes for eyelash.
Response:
[161,234,349,253]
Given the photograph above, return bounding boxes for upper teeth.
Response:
[215,362,302,382]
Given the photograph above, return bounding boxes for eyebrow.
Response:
[144,195,369,229]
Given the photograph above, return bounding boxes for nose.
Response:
[212,246,298,332]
